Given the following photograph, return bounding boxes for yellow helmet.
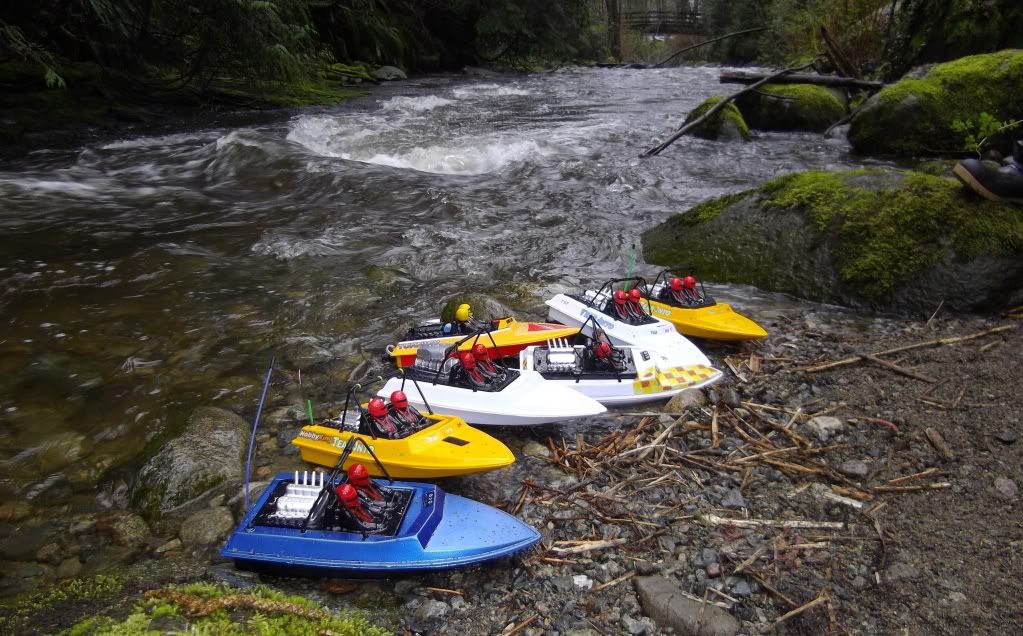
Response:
[455,303,472,322]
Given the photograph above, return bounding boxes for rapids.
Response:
[0,66,884,550]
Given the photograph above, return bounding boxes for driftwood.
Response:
[643,61,816,157]
[858,353,936,383]
[655,26,770,67]
[701,514,844,530]
[719,70,883,91]
[819,25,861,80]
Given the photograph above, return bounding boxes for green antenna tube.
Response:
[306,399,314,424]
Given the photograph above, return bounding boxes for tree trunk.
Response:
[605,0,621,61]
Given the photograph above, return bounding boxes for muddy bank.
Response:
[4,306,1019,635]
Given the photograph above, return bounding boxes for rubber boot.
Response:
[953,140,1023,203]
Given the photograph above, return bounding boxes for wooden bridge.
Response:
[622,4,704,35]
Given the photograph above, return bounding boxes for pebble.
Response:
[155,538,182,554]
[993,431,1017,445]
[806,416,845,442]
[730,580,753,597]
[97,512,150,547]
[705,562,721,578]
[994,477,1018,499]
[179,507,234,546]
[722,388,741,408]
[837,460,870,480]
[691,548,719,567]
[0,500,32,522]
[56,556,83,579]
[721,488,747,509]
[522,440,551,458]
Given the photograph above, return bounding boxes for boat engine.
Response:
[272,471,327,520]
[540,338,581,373]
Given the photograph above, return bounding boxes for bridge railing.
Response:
[622,10,704,35]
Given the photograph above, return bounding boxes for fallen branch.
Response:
[758,591,829,633]
[643,60,818,157]
[655,27,770,67]
[591,570,637,592]
[719,70,882,91]
[799,325,1016,372]
[702,514,844,530]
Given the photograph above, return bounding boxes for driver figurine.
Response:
[471,343,504,381]
[367,397,400,438]
[454,303,486,334]
[389,390,422,431]
[626,287,645,322]
[458,350,487,388]
[610,289,630,321]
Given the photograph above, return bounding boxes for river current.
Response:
[0,66,880,546]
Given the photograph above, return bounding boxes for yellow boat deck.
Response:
[291,412,515,479]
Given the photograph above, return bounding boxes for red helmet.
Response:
[594,341,612,359]
[367,397,387,418]
[471,343,490,360]
[336,483,358,506]
[670,277,683,292]
[613,290,627,305]
[629,288,642,302]
[683,275,697,289]
[348,463,370,487]
[459,350,476,370]
[390,390,408,410]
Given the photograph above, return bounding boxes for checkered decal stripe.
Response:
[632,365,719,394]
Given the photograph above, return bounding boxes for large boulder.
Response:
[130,407,249,517]
[642,169,1023,314]
[849,50,1023,156]
[735,84,846,132]
[681,97,750,142]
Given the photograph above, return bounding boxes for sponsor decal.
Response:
[651,305,672,316]
[424,491,436,507]
[297,430,320,440]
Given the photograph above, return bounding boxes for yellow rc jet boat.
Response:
[291,376,514,479]
[642,271,768,341]
[387,304,579,368]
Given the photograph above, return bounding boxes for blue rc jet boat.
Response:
[221,364,540,574]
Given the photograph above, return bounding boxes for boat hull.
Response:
[389,318,579,368]
[644,289,767,341]
[519,346,722,406]
[378,370,606,426]
[222,474,540,573]
[291,414,515,478]
[545,293,715,369]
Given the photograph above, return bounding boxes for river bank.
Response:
[2,305,1018,634]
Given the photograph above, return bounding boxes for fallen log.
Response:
[719,70,883,91]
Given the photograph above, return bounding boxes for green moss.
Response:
[683,97,751,142]
[678,191,749,226]
[59,583,390,636]
[849,49,1023,155]
[736,84,846,132]
[758,169,1023,298]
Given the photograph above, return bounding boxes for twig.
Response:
[425,587,463,596]
[884,468,939,486]
[550,538,628,555]
[858,353,936,383]
[873,482,952,493]
[502,614,538,636]
[799,325,1015,372]
[702,514,844,530]
[925,299,945,329]
[924,427,955,460]
[591,570,637,592]
[758,591,828,633]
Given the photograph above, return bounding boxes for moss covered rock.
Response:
[129,407,249,517]
[848,50,1023,156]
[735,84,847,132]
[682,97,751,142]
[642,169,1023,314]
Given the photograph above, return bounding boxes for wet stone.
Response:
[179,507,234,546]
[0,500,32,522]
[56,556,83,579]
[97,512,150,548]
[665,389,707,413]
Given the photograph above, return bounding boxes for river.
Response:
[0,66,879,589]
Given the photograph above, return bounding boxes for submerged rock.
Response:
[179,507,235,546]
[681,97,751,142]
[642,168,1023,314]
[130,407,249,517]
[736,84,846,132]
[372,65,407,81]
[849,50,1023,156]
